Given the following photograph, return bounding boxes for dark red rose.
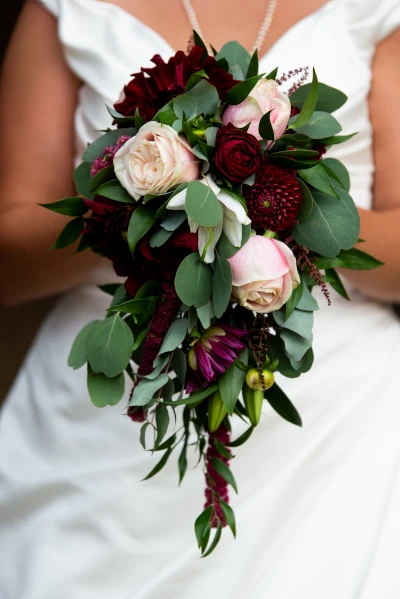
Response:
[243,161,302,231]
[214,124,262,183]
[114,46,238,122]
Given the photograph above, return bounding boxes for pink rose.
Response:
[227,235,300,313]
[114,122,200,200]
[222,79,291,143]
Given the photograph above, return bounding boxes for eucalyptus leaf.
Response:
[157,318,188,357]
[197,300,214,329]
[129,374,170,407]
[322,158,350,192]
[273,309,314,341]
[173,80,219,119]
[212,254,232,318]
[164,384,218,406]
[280,329,312,362]
[86,314,134,377]
[291,82,347,113]
[150,228,173,247]
[296,283,319,311]
[127,205,157,253]
[299,164,339,199]
[215,41,251,79]
[175,252,213,308]
[292,111,342,139]
[219,349,248,415]
[285,282,303,319]
[297,179,313,222]
[160,210,187,231]
[185,180,223,227]
[68,320,99,370]
[87,366,125,408]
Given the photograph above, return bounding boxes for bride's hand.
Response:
[0,0,105,306]
[346,28,400,302]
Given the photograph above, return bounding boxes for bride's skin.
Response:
[0,0,399,304]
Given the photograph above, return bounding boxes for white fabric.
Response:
[1,0,400,597]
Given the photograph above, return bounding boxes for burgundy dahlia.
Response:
[214,124,262,184]
[114,46,238,122]
[186,325,248,393]
[243,162,302,232]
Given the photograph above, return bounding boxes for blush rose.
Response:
[227,235,300,313]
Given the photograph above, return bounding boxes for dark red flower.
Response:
[213,124,262,184]
[114,46,237,122]
[243,162,302,231]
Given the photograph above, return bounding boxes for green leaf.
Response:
[99,283,121,297]
[175,252,213,308]
[292,190,360,257]
[82,128,135,163]
[216,224,250,259]
[140,422,150,449]
[216,41,250,75]
[195,507,212,548]
[87,366,125,408]
[226,426,254,447]
[297,283,319,311]
[297,179,314,222]
[212,254,232,318]
[186,69,209,91]
[74,161,93,199]
[290,82,347,113]
[280,329,312,362]
[318,133,357,145]
[326,268,350,300]
[274,309,314,341]
[197,299,214,329]
[40,197,87,217]
[127,204,157,253]
[142,447,174,481]
[51,217,84,249]
[337,248,383,270]
[74,234,90,254]
[95,179,135,203]
[193,30,209,57]
[171,349,187,387]
[246,48,259,78]
[219,349,248,415]
[205,126,218,147]
[157,318,188,357]
[160,210,187,232]
[154,432,177,451]
[225,74,264,105]
[202,519,223,558]
[213,438,232,459]
[211,458,238,493]
[173,79,219,119]
[185,180,222,227]
[155,101,177,126]
[265,383,302,426]
[270,149,319,160]
[89,164,115,193]
[259,110,274,141]
[292,111,342,139]
[285,281,304,319]
[106,106,136,126]
[134,108,145,130]
[291,68,319,129]
[164,383,218,406]
[150,227,173,248]
[155,403,170,447]
[220,499,236,538]
[68,320,99,370]
[86,314,134,377]
[299,164,339,199]
[266,66,278,80]
[178,443,188,484]
[129,374,170,407]
[107,298,157,315]
[322,158,350,192]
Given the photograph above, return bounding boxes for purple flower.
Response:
[90,135,131,177]
[186,325,248,392]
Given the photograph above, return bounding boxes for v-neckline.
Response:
[78,0,336,65]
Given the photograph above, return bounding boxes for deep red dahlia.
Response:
[243,163,302,231]
[114,46,237,121]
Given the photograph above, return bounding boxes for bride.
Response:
[1,0,400,597]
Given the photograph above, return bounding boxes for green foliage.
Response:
[201,520,222,557]
[246,48,259,78]
[297,179,314,222]
[197,300,214,329]
[156,318,188,357]
[218,349,248,415]
[259,110,274,141]
[210,458,238,493]
[292,190,360,256]
[82,127,136,163]
[216,41,251,80]
[299,164,340,199]
[51,217,84,249]
[150,228,173,248]
[318,133,357,146]
[274,309,314,341]
[173,80,219,119]
[86,314,133,377]
[155,404,170,447]
[291,82,347,113]
[326,268,350,300]
[292,111,342,139]
[186,69,209,91]
[193,30,209,57]
[195,507,213,548]
[89,164,115,193]
[220,499,236,538]
[127,204,157,252]
[185,180,223,227]
[74,161,93,199]
[129,374,170,407]
[296,283,319,311]
[68,320,99,370]
[95,179,135,203]
[285,281,304,319]
[40,197,87,217]
[142,447,174,481]
[212,254,232,318]
[87,366,125,408]
[265,66,278,80]
[175,252,213,308]
[226,426,254,447]
[265,383,302,426]
[335,248,383,270]
[322,158,350,192]
[164,384,218,406]
[290,68,319,129]
[225,74,264,105]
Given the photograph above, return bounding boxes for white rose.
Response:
[113,122,200,200]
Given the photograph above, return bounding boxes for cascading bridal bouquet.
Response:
[42,33,382,556]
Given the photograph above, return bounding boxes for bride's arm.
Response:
[0,0,104,306]
[344,28,400,303]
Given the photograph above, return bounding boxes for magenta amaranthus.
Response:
[44,32,382,557]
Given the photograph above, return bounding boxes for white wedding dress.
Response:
[1,0,400,597]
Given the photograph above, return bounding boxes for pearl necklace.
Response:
[181,0,278,55]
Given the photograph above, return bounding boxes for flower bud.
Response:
[208,390,228,433]
[245,368,275,391]
[188,347,197,371]
[243,384,264,427]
